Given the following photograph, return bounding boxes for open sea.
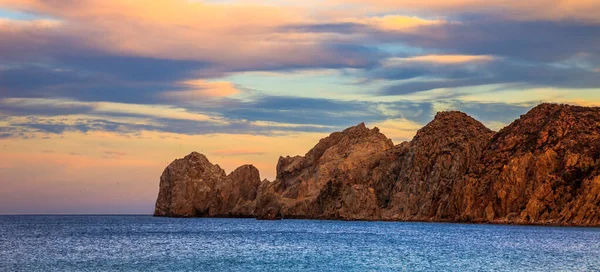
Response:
[1,215,599,271]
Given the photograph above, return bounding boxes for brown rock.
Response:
[381,111,494,221]
[154,152,262,218]
[213,164,262,217]
[265,122,394,219]
[314,181,381,220]
[154,152,226,217]
[462,103,600,226]
[154,103,600,226]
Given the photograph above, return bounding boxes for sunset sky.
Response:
[1,0,599,214]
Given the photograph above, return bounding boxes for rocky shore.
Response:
[154,103,600,226]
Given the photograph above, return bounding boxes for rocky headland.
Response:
[154,103,600,226]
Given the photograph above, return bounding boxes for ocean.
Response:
[1,215,599,271]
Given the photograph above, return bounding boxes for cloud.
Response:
[0,0,380,71]
[0,93,565,140]
[0,17,60,28]
[164,80,242,100]
[376,59,600,95]
[9,118,149,135]
[0,96,429,138]
[0,98,95,116]
[366,15,446,32]
[0,1,599,139]
[0,60,214,105]
[384,19,600,63]
[382,55,495,66]
[0,96,358,138]
[220,95,386,127]
[288,15,446,33]
[0,98,225,123]
[278,14,600,65]
[340,0,600,24]
[93,102,225,123]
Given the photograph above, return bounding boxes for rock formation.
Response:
[154,103,600,226]
[461,103,600,225]
[154,152,261,217]
[380,111,495,221]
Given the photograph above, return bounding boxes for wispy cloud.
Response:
[339,0,600,24]
[164,80,242,100]
[383,55,496,66]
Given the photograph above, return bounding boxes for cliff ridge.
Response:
[154,104,600,226]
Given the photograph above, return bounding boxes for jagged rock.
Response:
[154,103,600,226]
[261,122,394,219]
[274,123,393,199]
[462,103,600,226]
[315,181,381,220]
[382,111,495,221]
[154,152,226,217]
[154,152,262,218]
[214,164,261,217]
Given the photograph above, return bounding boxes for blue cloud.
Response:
[377,60,600,95]
[382,20,600,63]
[58,55,214,82]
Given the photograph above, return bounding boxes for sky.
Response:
[0,0,599,214]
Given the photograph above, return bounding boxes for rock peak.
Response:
[186,151,207,159]
[341,122,368,134]
[525,102,599,118]
[434,110,473,121]
[415,110,493,142]
[231,164,259,175]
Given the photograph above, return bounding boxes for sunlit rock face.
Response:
[154,152,227,217]
[380,111,495,221]
[262,123,395,220]
[154,103,600,226]
[154,152,261,218]
[462,103,600,226]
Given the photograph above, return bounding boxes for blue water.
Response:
[1,216,599,271]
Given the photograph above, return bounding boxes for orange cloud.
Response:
[342,15,446,32]
[0,0,341,67]
[0,17,61,29]
[383,55,495,66]
[0,0,460,69]
[165,80,241,100]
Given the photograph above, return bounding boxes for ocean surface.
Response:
[1,216,600,271]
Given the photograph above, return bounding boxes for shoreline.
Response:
[151,214,600,228]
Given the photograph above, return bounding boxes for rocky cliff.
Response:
[461,103,600,226]
[154,103,600,226]
[154,153,261,217]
